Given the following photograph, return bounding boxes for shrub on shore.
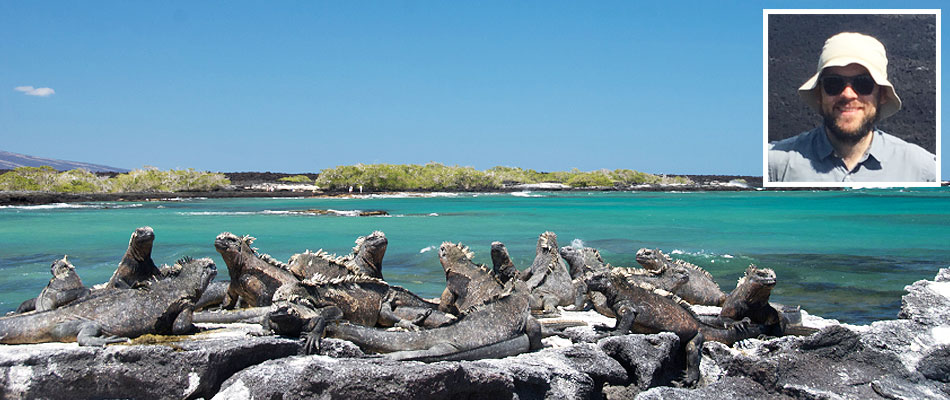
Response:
[278,175,313,184]
[0,164,690,193]
[0,166,230,193]
[315,163,693,191]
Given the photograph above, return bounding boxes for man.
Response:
[768,32,936,183]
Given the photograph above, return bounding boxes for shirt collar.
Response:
[815,127,885,170]
[865,129,887,165]
[813,126,836,160]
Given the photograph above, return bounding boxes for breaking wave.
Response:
[510,192,543,198]
[177,210,296,216]
[419,245,438,254]
[0,203,143,210]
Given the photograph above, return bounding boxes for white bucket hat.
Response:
[798,32,902,120]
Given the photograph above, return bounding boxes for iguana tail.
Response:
[386,334,531,362]
[325,321,434,353]
[192,307,271,324]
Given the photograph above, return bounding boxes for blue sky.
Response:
[1,1,945,176]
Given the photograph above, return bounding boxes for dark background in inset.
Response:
[767,14,936,154]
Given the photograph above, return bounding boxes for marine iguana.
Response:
[559,245,614,315]
[585,269,766,386]
[559,245,609,279]
[287,231,388,281]
[214,232,299,308]
[0,257,216,346]
[193,280,231,311]
[634,248,728,306]
[438,242,506,315]
[520,232,575,315]
[719,265,785,335]
[271,273,456,330]
[316,281,542,361]
[490,241,520,284]
[14,256,90,314]
[105,226,163,289]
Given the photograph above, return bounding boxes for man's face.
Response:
[818,64,886,144]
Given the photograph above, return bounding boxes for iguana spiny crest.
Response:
[303,272,387,287]
[51,255,73,279]
[289,249,364,276]
[599,271,697,318]
[736,265,776,288]
[352,231,385,254]
[227,233,291,271]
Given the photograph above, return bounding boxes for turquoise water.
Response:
[2,189,948,324]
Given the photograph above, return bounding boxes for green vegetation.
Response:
[315,163,497,191]
[0,166,230,193]
[278,175,313,184]
[315,163,692,191]
[0,163,690,193]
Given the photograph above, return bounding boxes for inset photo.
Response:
[763,10,940,187]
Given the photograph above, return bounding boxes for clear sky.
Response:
[1,1,945,176]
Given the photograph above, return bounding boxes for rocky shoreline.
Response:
[0,173,777,207]
[2,269,947,399]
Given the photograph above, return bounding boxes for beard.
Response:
[820,100,879,145]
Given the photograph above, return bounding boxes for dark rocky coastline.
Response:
[2,269,947,399]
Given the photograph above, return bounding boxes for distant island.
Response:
[0,163,763,206]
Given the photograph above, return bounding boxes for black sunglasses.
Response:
[820,74,876,96]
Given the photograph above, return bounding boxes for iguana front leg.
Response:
[438,288,458,314]
[303,316,329,355]
[220,287,240,310]
[380,302,431,331]
[718,316,753,336]
[674,331,704,388]
[613,300,638,334]
[172,305,196,335]
[75,322,128,347]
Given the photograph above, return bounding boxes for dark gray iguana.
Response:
[312,281,542,361]
[270,273,456,330]
[105,226,164,289]
[520,232,575,315]
[585,269,767,387]
[559,245,614,315]
[214,232,299,308]
[14,256,91,314]
[0,257,217,346]
[287,231,388,281]
[634,248,728,306]
[438,242,506,316]
[490,241,521,284]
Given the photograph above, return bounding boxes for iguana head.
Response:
[738,265,776,288]
[490,241,512,267]
[214,232,256,272]
[354,230,387,268]
[635,248,669,272]
[584,270,612,293]
[668,265,691,289]
[127,226,155,261]
[438,242,476,273]
[558,246,583,267]
[173,256,217,299]
[536,231,558,254]
[736,265,776,304]
[559,246,604,278]
[50,255,76,279]
[267,303,307,336]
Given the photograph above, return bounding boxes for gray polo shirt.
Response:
[768,127,936,183]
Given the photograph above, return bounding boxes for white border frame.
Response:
[763,9,941,188]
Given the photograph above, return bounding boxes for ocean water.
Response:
[1,189,947,324]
